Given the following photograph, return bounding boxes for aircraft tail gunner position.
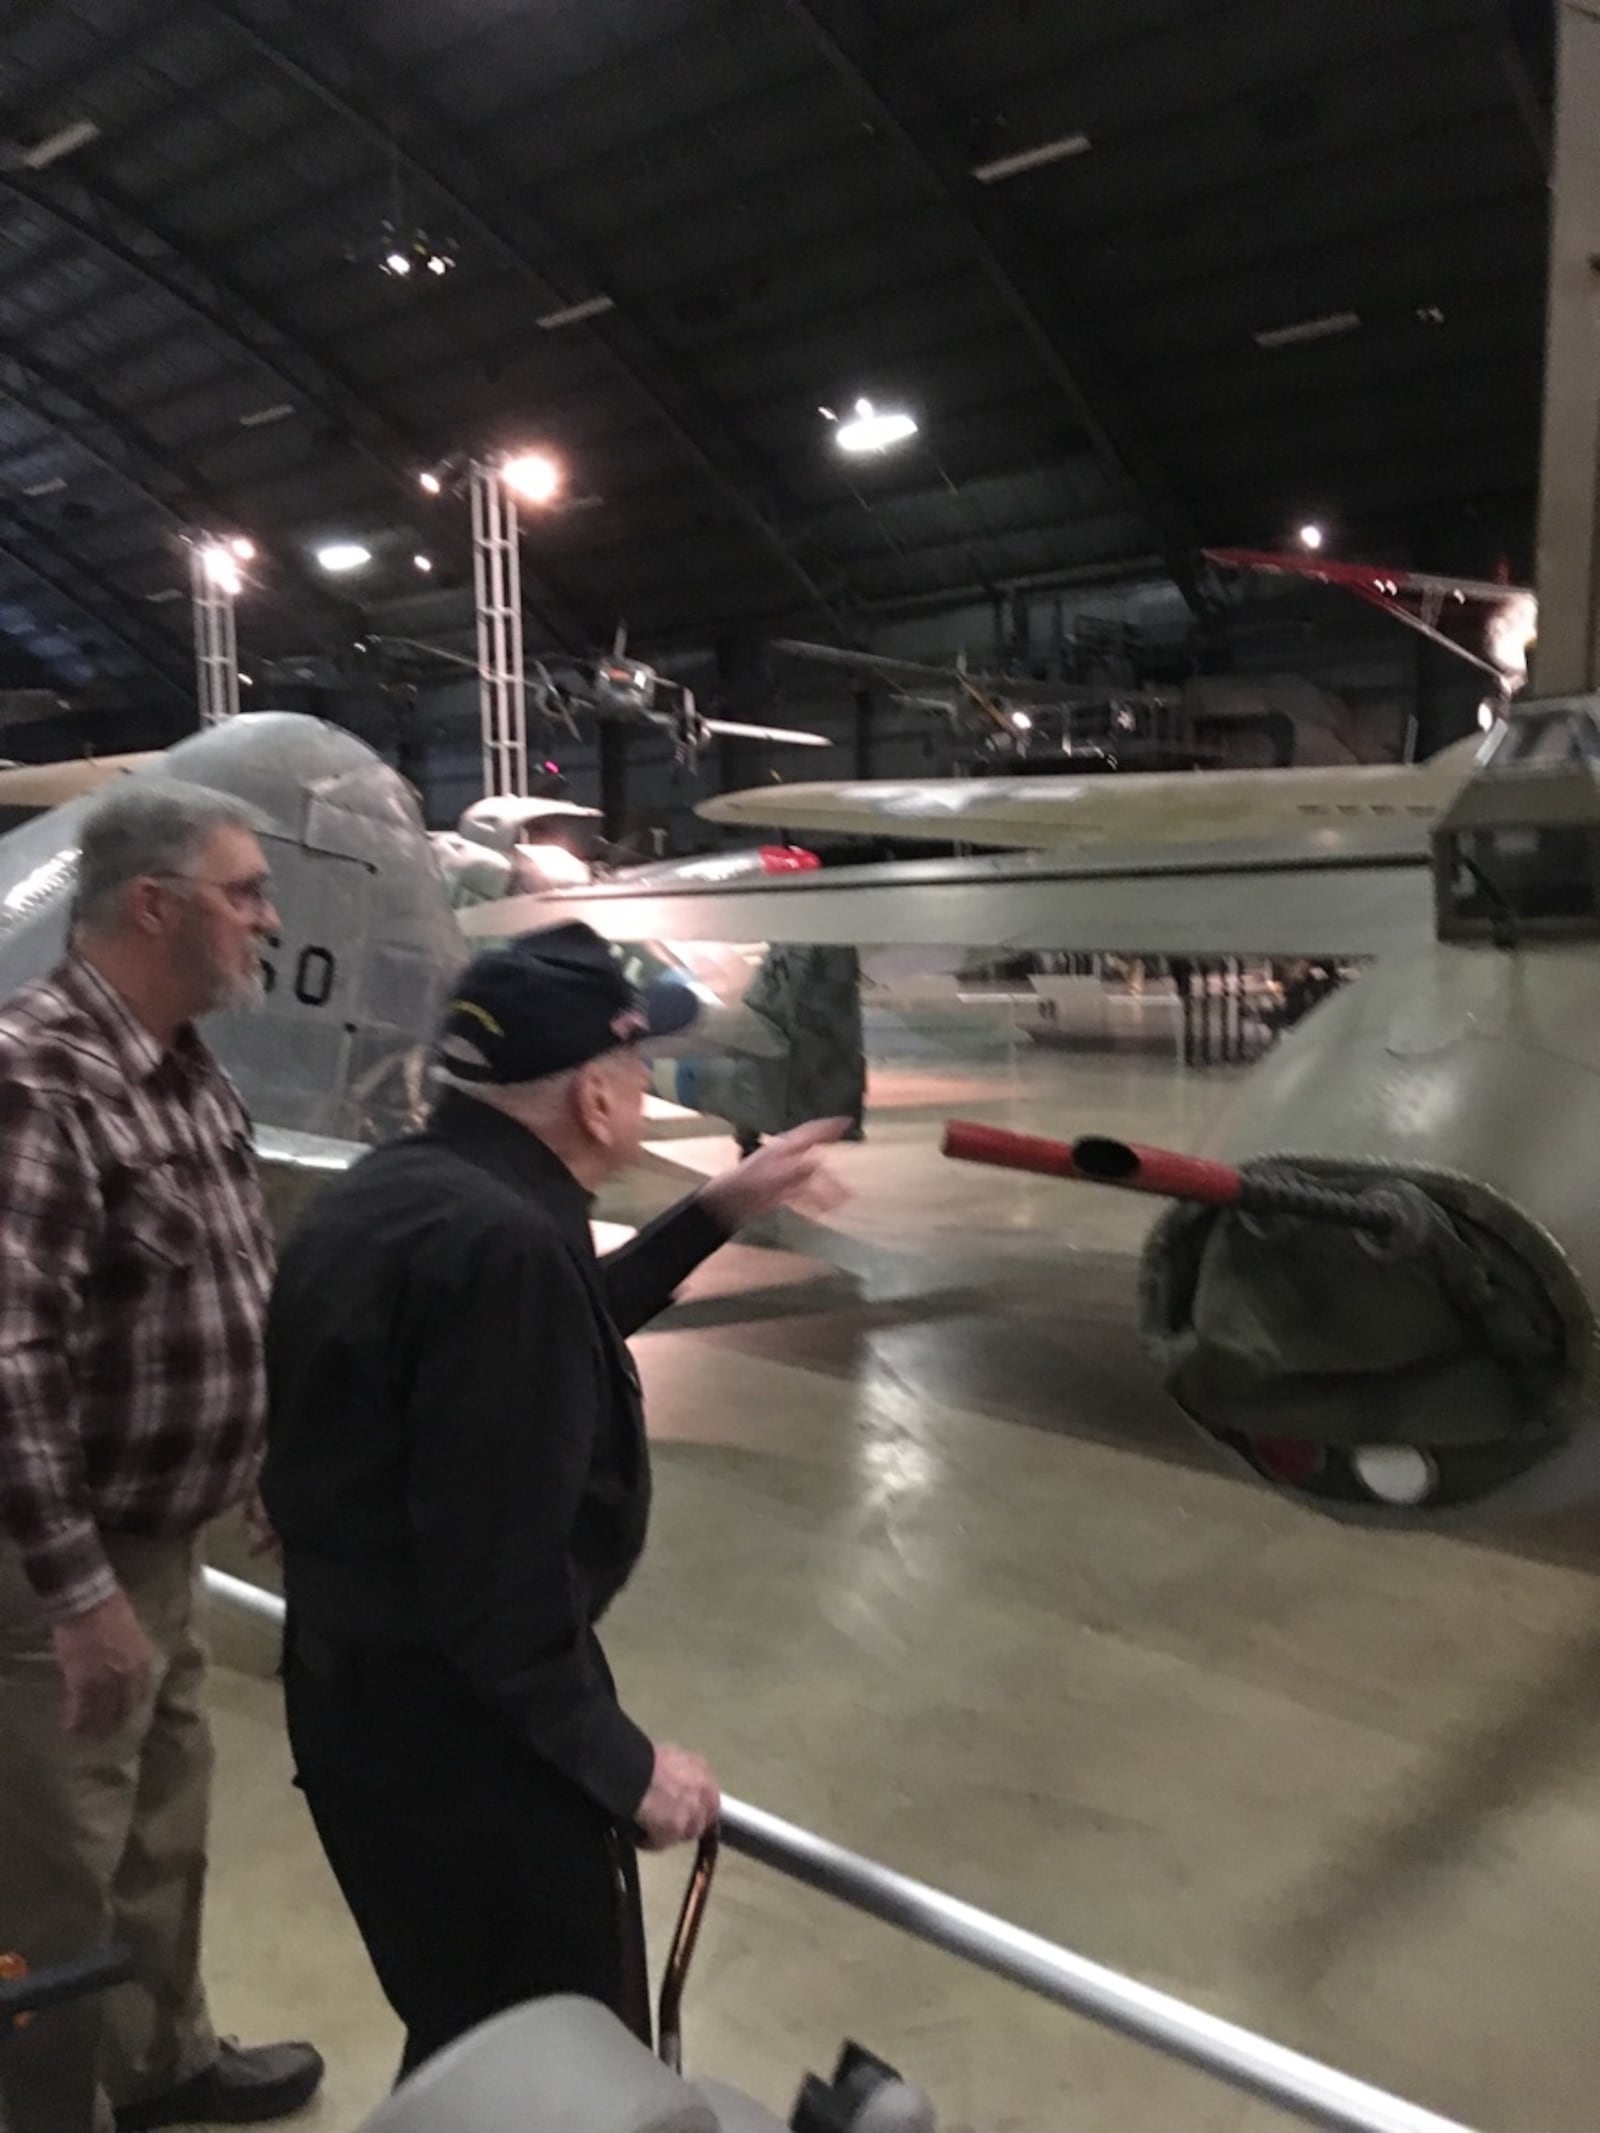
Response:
[0,783,324,2133]
[263,922,845,2077]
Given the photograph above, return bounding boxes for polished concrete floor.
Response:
[199,1043,1600,2132]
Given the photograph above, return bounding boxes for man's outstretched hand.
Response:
[699,1116,852,1231]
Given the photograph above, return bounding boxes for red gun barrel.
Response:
[1069,1135,1245,1206]
[939,1120,1083,1181]
[942,1122,1401,1236]
[942,1122,1243,1204]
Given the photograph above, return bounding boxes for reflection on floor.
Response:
[202,1048,1600,2132]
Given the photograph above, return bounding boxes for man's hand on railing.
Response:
[636,1743,721,1850]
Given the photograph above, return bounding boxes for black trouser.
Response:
[282,1626,648,2078]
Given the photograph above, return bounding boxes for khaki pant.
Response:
[0,1534,218,2133]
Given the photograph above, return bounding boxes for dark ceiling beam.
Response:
[0,0,177,122]
[0,340,380,637]
[776,0,1205,612]
[0,343,194,525]
[0,169,405,485]
[190,0,859,639]
[0,517,191,700]
[0,164,595,653]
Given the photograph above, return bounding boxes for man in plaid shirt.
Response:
[0,782,323,2133]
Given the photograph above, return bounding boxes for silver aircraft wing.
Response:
[461,824,1435,959]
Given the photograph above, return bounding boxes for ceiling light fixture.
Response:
[1253,310,1362,351]
[371,225,455,280]
[1297,522,1325,552]
[501,451,565,505]
[537,294,616,331]
[21,118,100,170]
[418,470,443,495]
[22,476,67,498]
[413,552,433,573]
[971,131,1091,184]
[352,211,457,283]
[227,536,256,561]
[315,541,373,574]
[832,397,919,455]
[238,401,295,428]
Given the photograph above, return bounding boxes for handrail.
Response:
[203,1568,1478,2133]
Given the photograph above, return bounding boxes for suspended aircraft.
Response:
[484,694,1600,1541]
[773,636,1370,770]
[361,627,832,769]
[1205,546,1539,712]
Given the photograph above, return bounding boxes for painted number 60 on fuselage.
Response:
[259,939,338,1008]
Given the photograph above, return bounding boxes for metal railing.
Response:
[203,1568,1478,2133]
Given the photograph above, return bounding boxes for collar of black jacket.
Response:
[426,1087,595,1246]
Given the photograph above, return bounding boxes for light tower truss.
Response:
[470,459,528,797]
[190,541,242,726]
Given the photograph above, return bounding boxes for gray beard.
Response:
[200,959,267,1016]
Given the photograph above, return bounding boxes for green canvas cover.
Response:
[1142,1172,1568,1449]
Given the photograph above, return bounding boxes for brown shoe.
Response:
[113,2039,324,2127]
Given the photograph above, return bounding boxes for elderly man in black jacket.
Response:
[262,923,843,2076]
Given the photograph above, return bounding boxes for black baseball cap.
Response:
[436,921,701,1085]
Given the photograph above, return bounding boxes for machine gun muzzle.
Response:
[942,1121,1405,1238]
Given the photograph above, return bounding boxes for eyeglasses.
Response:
[151,870,276,914]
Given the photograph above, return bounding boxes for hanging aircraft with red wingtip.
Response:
[1205,546,1539,709]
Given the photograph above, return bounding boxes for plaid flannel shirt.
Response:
[0,956,273,1620]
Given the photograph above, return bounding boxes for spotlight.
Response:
[834,397,919,455]
[315,542,372,574]
[1297,522,1325,552]
[198,546,242,595]
[227,536,256,561]
[1010,710,1034,732]
[501,451,565,506]
[418,470,443,496]
[413,553,433,573]
[382,250,413,278]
